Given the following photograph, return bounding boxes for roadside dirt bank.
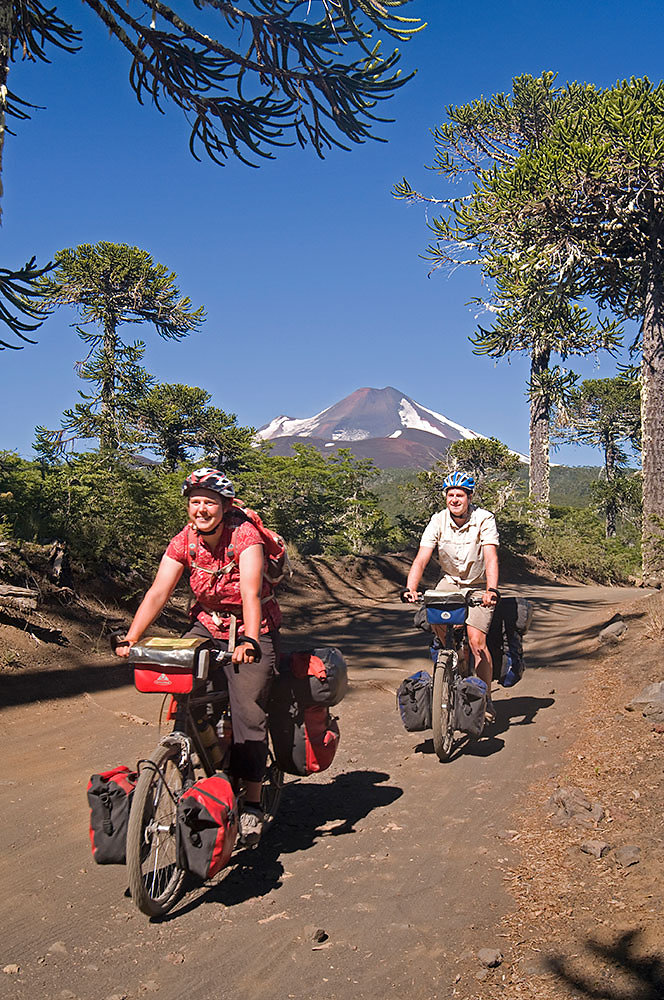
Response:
[0,552,659,1000]
[480,587,664,1000]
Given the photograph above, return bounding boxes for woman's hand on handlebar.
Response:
[401,588,422,604]
[111,633,136,658]
[232,636,262,664]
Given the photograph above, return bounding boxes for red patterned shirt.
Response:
[165,512,281,639]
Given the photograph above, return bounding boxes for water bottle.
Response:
[216,712,233,760]
[196,716,223,768]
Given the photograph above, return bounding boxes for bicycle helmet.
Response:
[442,471,475,493]
[181,467,235,498]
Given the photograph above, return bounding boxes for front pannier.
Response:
[396,670,432,732]
[176,775,238,879]
[87,765,138,864]
[454,677,488,738]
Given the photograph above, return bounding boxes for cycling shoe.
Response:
[239,805,264,847]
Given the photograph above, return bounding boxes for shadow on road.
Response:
[413,694,554,760]
[547,928,664,999]
[160,770,403,922]
[0,658,133,709]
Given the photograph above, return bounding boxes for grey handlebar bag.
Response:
[454,677,487,737]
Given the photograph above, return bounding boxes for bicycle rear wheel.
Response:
[432,651,456,762]
[126,741,188,917]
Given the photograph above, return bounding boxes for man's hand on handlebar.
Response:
[481,587,500,608]
[401,588,421,603]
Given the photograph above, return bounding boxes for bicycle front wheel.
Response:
[432,651,455,762]
[126,742,188,917]
[261,751,284,830]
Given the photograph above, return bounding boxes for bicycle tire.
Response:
[126,741,189,917]
[432,651,455,762]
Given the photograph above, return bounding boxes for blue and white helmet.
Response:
[442,471,475,493]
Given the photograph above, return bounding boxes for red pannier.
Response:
[176,775,238,879]
[87,765,138,864]
[281,647,348,708]
[268,681,341,777]
[130,637,215,694]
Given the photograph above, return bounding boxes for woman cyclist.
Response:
[115,467,281,846]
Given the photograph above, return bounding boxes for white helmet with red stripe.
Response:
[181,468,235,498]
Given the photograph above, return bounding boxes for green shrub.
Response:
[536,507,640,583]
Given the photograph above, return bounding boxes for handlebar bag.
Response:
[176,775,238,879]
[268,675,340,776]
[87,765,138,864]
[454,677,488,738]
[280,647,348,708]
[130,637,216,694]
[396,670,432,732]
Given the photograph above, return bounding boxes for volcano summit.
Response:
[256,387,487,469]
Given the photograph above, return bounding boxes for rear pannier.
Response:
[176,775,238,879]
[280,647,348,707]
[87,766,138,864]
[268,650,346,777]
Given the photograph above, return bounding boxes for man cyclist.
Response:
[404,471,500,721]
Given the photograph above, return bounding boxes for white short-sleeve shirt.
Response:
[420,506,499,588]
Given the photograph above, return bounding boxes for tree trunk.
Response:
[641,258,664,579]
[604,443,617,539]
[529,347,551,511]
[100,315,119,452]
[0,0,13,222]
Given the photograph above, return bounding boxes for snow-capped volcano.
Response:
[256,387,501,469]
[258,386,481,445]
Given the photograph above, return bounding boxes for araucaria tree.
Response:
[1,1,421,344]
[394,73,621,509]
[37,242,204,453]
[470,77,664,577]
[554,378,641,537]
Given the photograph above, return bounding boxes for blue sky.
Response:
[1,0,658,464]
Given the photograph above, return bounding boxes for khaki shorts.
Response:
[434,580,495,635]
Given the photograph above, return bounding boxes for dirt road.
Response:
[0,581,650,1000]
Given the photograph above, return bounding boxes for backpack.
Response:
[187,501,291,591]
[454,677,487,737]
[87,766,138,864]
[268,675,340,776]
[396,670,432,732]
[279,647,348,708]
[176,775,238,879]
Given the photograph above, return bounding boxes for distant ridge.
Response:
[257,387,523,469]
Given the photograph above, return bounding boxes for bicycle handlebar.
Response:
[400,588,500,607]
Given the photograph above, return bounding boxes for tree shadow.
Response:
[0,657,134,709]
[548,928,664,999]
[157,769,403,921]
